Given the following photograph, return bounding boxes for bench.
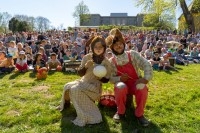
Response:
[62,60,81,72]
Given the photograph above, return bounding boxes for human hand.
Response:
[120,73,129,82]
[135,78,148,85]
[85,60,94,69]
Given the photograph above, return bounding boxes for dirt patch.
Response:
[31,85,49,92]
[6,110,20,117]
[43,93,54,99]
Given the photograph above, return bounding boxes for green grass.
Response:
[0,65,200,133]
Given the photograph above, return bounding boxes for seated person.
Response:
[26,53,33,66]
[189,47,200,63]
[33,53,47,72]
[144,45,154,60]
[76,51,85,60]
[63,49,71,61]
[47,53,61,70]
[150,51,161,70]
[0,51,6,64]
[0,53,15,73]
[159,54,177,71]
[15,51,28,72]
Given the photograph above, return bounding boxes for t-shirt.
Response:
[8,47,18,58]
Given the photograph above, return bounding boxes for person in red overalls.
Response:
[106,28,153,127]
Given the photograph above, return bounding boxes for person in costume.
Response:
[106,28,153,127]
[57,36,112,127]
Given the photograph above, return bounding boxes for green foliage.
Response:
[8,17,32,32]
[99,25,156,31]
[134,0,176,29]
[0,65,200,132]
[143,14,160,27]
[8,17,19,33]
[191,0,200,13]
[67,26,73,31]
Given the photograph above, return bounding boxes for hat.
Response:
[50,52,56,56]
[6,53,13,58]
[105,28,125,49]
[19,51,25,55]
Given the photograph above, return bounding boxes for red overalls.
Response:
[112,52,148,117]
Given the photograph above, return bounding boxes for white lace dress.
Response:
[59,54,112,127]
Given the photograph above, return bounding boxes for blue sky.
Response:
[0,0,184,28]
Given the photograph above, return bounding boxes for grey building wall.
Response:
[81,13,144,26]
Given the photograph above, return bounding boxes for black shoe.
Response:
[137,116,150,127]
[113,113,125,122]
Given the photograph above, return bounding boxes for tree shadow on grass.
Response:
[9,72,21,79]
[48,70,56,75]
[0,72,7,78]
[175,66,183,70]
[60,103,112,133]
[121,107,163,133]
[62,71,78,76]
[29,71,36,78]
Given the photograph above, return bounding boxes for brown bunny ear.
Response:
[85,36,95,47]
[109,28,125,44]
[105,35,114,47]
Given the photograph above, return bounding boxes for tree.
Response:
[17,21,31,32]
[9,17,19,33]
[134,0,198,32]
[35,16,50,32]
[0,12,12,33]
[73,1,90,26]
[179,0,195,32]
[9,17,32,32]
[134,0,176,29]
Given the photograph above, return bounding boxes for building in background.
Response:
[80,13,144,27]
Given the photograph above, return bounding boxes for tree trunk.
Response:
[179,0,195,33]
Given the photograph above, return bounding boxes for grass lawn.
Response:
[0,64,200,133]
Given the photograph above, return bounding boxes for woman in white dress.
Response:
[58,36,112,127]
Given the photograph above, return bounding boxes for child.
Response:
[57,36,112,127]
[26,53,33,66]
[0,53,15,73]
[8,41,18,64]
[33,53,47,72]
[38,47,48,62]
[0,51,6,64]
[160,54,177,71]
[150,51,161,70]
[15,51,28,72]
[47,53,61,70]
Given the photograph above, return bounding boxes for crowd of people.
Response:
[0,28,200,127]
[0,28,200,73]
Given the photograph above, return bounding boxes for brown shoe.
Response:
[137,116,150,127]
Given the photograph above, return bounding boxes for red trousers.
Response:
[16,63,28,71]
[114,82,148,117]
